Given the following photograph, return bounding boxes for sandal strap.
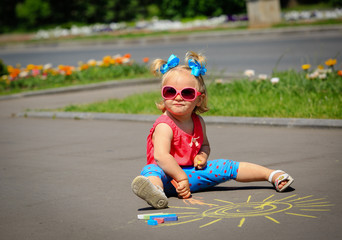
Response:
[268,170,284,183]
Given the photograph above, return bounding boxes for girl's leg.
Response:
[182,159,240,193]
[235,162,272,182]
[148,176,164,189]
[236,162,288,189]
[184,160,291,193]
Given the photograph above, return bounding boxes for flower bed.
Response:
[0,54,150,95]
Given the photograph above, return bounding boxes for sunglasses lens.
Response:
[163,86,177,99]
[181,88,196,100]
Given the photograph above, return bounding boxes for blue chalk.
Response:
[162,216,178,221]
[147,219,158,226]
[150,214,178,221]
[149,214,176,219]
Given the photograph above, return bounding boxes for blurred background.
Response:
[1,0,341,34]
[1,0,341,85]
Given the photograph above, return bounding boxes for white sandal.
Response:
[268,170,294,192]
[131,176,168,209]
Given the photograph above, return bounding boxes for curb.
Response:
[0,78,160,101]
[15,111,342,128]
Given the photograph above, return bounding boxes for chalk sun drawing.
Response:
[159,194,333,228]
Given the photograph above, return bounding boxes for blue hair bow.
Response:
[160,54,180,74]
[188,59,207,77]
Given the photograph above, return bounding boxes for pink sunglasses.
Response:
[161,86,201,101]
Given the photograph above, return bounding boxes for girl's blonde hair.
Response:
[150,51,209,114]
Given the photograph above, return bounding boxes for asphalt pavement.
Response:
[0,79,342,240]
[1,25,342,76]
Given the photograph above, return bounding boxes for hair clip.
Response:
[188,59,206,77]
[160,54,180,74]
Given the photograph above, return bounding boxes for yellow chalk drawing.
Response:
[161,194,333,228]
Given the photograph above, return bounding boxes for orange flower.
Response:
[102,55,112,65]
[58,65,74,75]
[114,57,123,64]
[65,66,73,75]
[80,64,89,71]
[26,64,43,71]
[26,64,35,71]
[325,58,337,67]
[36,65,43,70]
[123,53,131,59]
[338,70,342,76]
[7,65,21,79]
[143,57,149,63]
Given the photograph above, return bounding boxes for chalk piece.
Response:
[147,219,158,226]
[150,214,176,219]
[137,212,165,220]
[171,179,178,189]
[150,214,178,221]
[154,218,164,224]
[163,216,178,221]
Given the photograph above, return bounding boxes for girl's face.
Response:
[162,69,203,117]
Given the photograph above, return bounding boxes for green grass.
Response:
[63,91,161,115]
[60,70,342,119]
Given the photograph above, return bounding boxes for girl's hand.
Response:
[194,153,207,170]
[175,179,191,199]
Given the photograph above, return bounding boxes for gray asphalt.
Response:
[1,25,342,75]
[1,80,342,240]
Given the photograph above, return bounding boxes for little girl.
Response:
[131,51,294,209]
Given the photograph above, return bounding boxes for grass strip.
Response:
[59,70,342,119]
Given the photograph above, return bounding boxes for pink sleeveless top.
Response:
[146,114,203,166]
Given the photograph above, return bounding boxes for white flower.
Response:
[43,63,52,70]
[258,74,268,80]
[215,79,223,84]
[308,71,319,79]
[87,59,97,66]
[244,69,255,77]
[318,73,327,79]
[122,58,130,64]
[270,77,279,84]
[19,71,29,78]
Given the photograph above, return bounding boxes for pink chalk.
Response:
[154,218,164,224]
[171,179,178,189]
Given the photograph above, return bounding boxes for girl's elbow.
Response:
[154,152,167,164]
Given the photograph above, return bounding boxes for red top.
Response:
[146,114,203,166]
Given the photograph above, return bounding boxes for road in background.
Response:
[1,29,341,76]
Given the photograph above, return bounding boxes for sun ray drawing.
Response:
[160,194,333,228]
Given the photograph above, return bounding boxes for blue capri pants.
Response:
[141,159,239,195]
